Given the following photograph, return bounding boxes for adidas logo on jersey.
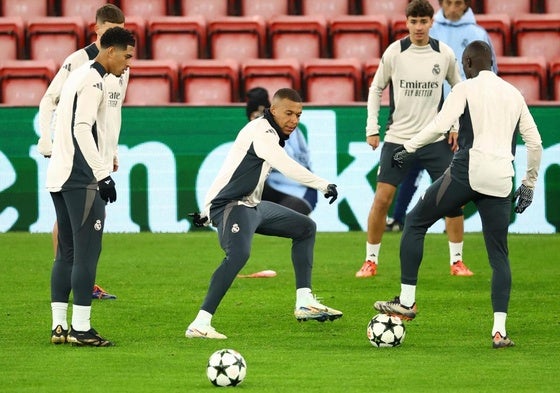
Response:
[93,82,103,91]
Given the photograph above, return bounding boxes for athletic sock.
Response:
[366,242,380,264]
[449,241,464,265]
[296,287,313,308]
[492,312,507,337]
[71,305,91,332]
[399,284,416,307]
[51,302,68,330]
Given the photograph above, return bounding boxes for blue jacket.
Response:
[430,8,497,96]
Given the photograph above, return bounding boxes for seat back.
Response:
[180,59,239,103]
[330,15,388,62]
[363,58,390,105]
[300,0,351,17]
[362,0,409,21]
[148,16,206,61]
[482,0,532,16]
[544,0,560,13]
[27,17,85,66]
[550,59,560,100]
[0,60,57,105]
[60,0,107,19]
[475,14,511,56]
[496,56,547,102]
[208,16,266,61]
[302,58,362,103]
[241,58,301,98]
[125,59,179,104]
[0,17,24,61]
[240,0,291,19]
[1,0,49,17]
[269,16,327,60]
[513,14,560,62]
[180,0,230,18]
[119,0,168,19]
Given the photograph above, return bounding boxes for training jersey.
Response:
[38,43,128,169]
[204,110,330,219]
[366,37,462,143]
[404,70,542,197]
[46,62,113,192]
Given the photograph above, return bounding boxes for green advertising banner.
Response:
[0,105,558,233]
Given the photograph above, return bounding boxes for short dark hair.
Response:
[406,0,435,18]
[273,88,302,103]
[100,27,135,50]
[96,4,125,25]
[246,87,270,120]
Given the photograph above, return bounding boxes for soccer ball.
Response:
[206,349,247,387]
[367,313,406,347]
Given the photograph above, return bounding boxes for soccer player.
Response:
[38,4,126,300]
[186,88,342,339]
[47,27,135,346]
[374,40,542,348]
[387,0,498,245]
[246,87,318,215]
[356,0,472,278]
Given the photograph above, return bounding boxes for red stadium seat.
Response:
[119,0,169,19]
[27,17,85,66]
[550,59,560,100]
[241,58,301,98]
[544,0,560,13]
[269,16,327,60]
[363,58,390,105]
[300,0,352,17]
[207,16,266,61]
[513,14,560,62]
[126,59,179,104]
[0,17,24,61]
[148,16,206,61]
[180,0,231,18]
[330,15,389,62]
[302,58,362,103]
[362,0,409,21]
[180,59,239,103]
[1,0,50,17]
[496,56,547,103]
[391,19,409,42]
[475,14,511,56]
[59,0,108,19]
[0,60,57,105]
[239,0,292,18]
[482,0,532,16]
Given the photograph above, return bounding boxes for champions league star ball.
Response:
[206,349,247,387]
[367,313,406,347]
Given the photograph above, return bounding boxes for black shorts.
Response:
[377,140,453,187]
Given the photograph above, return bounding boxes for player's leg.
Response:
[64,188,111,346]
[187,204,258,339]
[389,161,423,230]
[357,142,409,277]
[257,201,342,322]
[475,195,515,348]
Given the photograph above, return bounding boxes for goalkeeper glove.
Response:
[324,184,338,204]
[513,184,533,214]
[188,212,209,227]
[391,145,410,168]
[98,176,116,203]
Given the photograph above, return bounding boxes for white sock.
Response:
[366,242,381,264]
[192,310,213,327]
[296,287,313,308]
[399,284,416,307]
[51,302,68,330]
[492,312,507,337]
[71,305,91,332]
[449,241,463,265]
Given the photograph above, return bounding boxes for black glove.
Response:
[513,184,534,214]
[188,212,209,227]
[98,176,116,203]
[324,184,338,205]
[391,145,411,168]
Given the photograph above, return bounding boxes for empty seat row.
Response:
[1,13,559,65]
[2,57,559,106]
[2,0,558,20]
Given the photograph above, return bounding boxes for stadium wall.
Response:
[0,105,558,233]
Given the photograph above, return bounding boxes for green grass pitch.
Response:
[2,231,559,392]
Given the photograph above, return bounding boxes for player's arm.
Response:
[365,51,392,149]
[518,103,542,188]
[73,79,110,181]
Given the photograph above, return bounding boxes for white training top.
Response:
[404,70,542,197]
[366,37,462,143]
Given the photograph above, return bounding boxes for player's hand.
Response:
[98,176,117,203]
[188,212,209,227]
[391,145,410,168]
[324,184,338,204]
[37,138,52,158]
[513,184,534,213]
[367,135,380,150]
[448,131,459,152]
